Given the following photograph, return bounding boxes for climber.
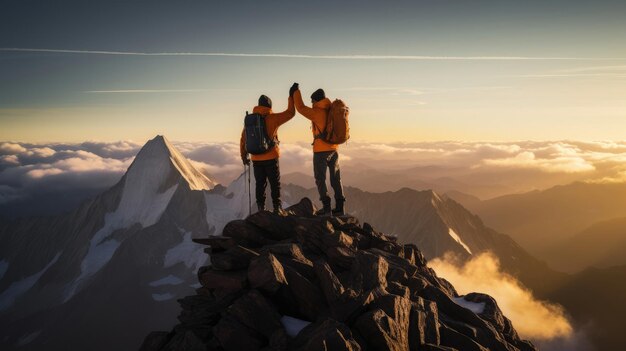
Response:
[240,85,298,215]
[292,83,346,216]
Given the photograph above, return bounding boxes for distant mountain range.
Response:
[450,182,626,272]
[1,136,624,350]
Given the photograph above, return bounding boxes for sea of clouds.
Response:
[2,139,626,217]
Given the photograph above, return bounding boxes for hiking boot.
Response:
[257,203,266,213]
[315,198,332,216]
[332,199,345,216]
[273,204,286,216]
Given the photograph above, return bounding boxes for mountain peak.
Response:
[131,135,215,191]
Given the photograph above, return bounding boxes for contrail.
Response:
[0,47,622,61]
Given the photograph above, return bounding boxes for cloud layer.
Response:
[429,253,592,350]
[3,139,626,217]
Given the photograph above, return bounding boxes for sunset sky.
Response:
[1,0,625,143]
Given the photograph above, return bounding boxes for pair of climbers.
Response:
[240,83,348,216]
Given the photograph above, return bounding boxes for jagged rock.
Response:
[294,217,335,253]
[283,265,328,321]
[290,319,361,351]
[160,330,206,351]
[226,289,283,338]
[210,245,259,270]
[248,253,287,293]
[144,198,538,351]
[139,331,170,351]
[199,269,247,290]
[369,294,412,348]
[223,219,276,247]
[439,324,489,351]
[349,251,389,293]
[213,314,264,351]
[355,309,407,351]
[247,211,298,240]
[285,197,316,217]
[192,235,236,251]
[264,243,316,280]
[313,260,345,304]
[409,297,440,349]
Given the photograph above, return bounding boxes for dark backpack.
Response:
[244,112,276,155]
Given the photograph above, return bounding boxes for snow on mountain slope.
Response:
[0,253,60,310]
[448,228,472,254]
[63,135,214,300]
[204,170,259,235]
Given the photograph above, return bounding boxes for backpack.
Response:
[315,99,350,144]
[244,112,276,155]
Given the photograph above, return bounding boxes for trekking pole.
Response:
[247,163,252,216]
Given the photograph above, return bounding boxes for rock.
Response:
[264,243,316,280]
[226,289,283,338]
[223,219,276,247]
[349,251,389,293]
[369,294,412,348]
[313,260,345,304]
[439,324,489,351]
[409,297,441,350]
[213,314,264,351]
[139,331,170,351]
[326,246,357,270]
[294,218,335,253]
[290,318,361,351]
[210,245,259,271]
[199,269,247,290]
[283,265,328,321]
[285,197,316,217]
[402,244,427,267]
[247,211,297,240]
[387,281,410,299]
[355,309,408,351]
[160,330,206,351]
[368,247,419,278]
[192,235,236,251]
[248,253,287,293]
[144,198,538,351]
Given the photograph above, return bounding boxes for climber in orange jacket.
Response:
[240,87,296,214]
[292,83,346,216]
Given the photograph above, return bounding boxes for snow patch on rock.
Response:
[164,231,208,271]
[0,253,60,310]
[448,228,472,255]
[281,315,311,337]
[149,275,185,287]
[151,292,175,302]
[453,296,486,314]
[16,330,41,346]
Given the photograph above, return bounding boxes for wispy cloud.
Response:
[84,89,212,93]
[1,48,622,61]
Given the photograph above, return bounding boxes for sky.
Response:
[1,0,625,143]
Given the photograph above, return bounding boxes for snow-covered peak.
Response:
[129,135,216,191]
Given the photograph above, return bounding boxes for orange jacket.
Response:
[293,90,338,153]
[240,97,295,161]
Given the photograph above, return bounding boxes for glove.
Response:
[242,155,250,165]
[289,82,299,97]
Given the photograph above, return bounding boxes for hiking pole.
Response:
[247,163,252,216]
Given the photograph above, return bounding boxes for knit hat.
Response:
[258,95,272,108]
[310,89,326,103]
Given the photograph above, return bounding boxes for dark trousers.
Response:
[313,151,345,203]
[253,159,281,208]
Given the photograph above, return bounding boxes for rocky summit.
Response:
[141,198,536,351]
